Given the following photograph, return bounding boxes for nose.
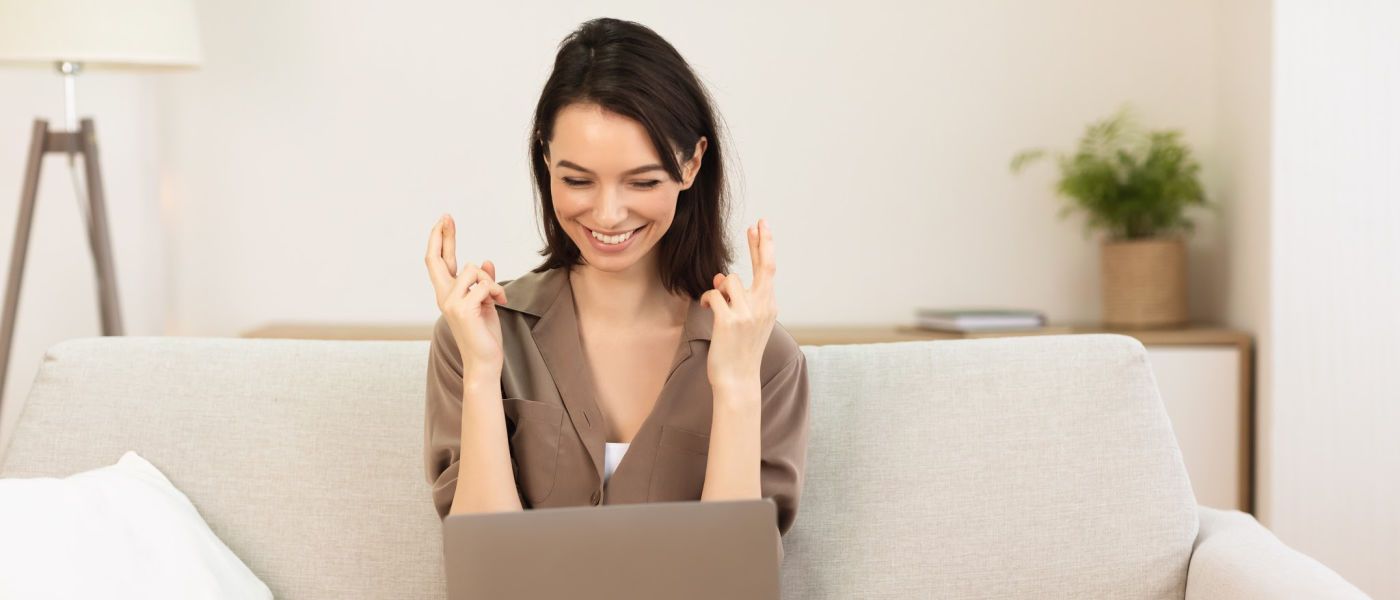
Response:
[592,183,629,230]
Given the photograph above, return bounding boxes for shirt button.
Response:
[590,490,601,505]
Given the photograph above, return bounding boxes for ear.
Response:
[679,136,708,190]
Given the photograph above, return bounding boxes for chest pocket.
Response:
[648,424,711,502]
[502,397,565,505]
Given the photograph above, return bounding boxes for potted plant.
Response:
[1010,106,1213,328]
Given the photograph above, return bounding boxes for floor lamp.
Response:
[0,0,201,419]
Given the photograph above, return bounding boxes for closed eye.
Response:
[562,178,662,190]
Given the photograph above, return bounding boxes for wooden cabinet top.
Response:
[242,322,1251,349]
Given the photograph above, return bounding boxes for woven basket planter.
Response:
[1100,236,1188,328]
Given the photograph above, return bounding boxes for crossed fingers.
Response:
[425,214,507,307]
[703,218,777,314]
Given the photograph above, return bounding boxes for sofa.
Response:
[0,333,1369,599]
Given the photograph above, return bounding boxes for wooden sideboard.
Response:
[243,321,1254,513]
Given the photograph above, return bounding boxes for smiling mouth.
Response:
[586,224,645,244]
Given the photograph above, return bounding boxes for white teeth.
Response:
[591,227,637,245]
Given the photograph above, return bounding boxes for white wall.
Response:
[1270,2,1400,597]
[1213,3,1400,595]
[1216,0,1273,517]
[157,0,1226,337]
[0,68,168,454]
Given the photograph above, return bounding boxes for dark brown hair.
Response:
[528,17,731,300]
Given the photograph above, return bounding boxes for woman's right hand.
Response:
[425,213,509,381]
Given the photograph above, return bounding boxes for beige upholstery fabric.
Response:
[0,333,1362,599]
[1,337,446,598]
[782,335,1197,599]
[1186,506,1370,599]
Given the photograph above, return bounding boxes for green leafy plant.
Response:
[1010,106,1212,240]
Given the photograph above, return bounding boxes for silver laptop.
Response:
[442,498,780,600]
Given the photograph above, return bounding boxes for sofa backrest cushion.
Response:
[782,334,1198,598]
[1,333,1197,599]
[1,337,447,599]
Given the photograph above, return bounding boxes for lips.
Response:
[587,225,644,236]
[583,223,646,252]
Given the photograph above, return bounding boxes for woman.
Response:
[422,17,809,551]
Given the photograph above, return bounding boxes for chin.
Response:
[577,246,646,270]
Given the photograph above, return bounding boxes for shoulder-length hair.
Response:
[528,17,732,300]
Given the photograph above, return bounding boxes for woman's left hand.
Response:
[701,218,779,394]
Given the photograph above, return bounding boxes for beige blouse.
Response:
[423,266,810,556]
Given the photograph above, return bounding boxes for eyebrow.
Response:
[556,159,666,177]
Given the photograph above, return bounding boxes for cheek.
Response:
[651,191,680,222]
[551,185,587,213]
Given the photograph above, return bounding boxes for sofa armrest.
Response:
[1185,506,1370,599]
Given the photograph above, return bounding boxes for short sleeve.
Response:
[423,315,524,519]
[759,345,811,561]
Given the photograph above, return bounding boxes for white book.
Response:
[914,308,1047,332]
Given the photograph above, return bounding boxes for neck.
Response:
[568,257,686,328]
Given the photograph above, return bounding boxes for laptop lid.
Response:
[443,498,780,600]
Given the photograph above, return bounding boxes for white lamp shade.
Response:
[0,0,201,70]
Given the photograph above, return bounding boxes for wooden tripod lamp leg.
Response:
[0,117,125,420]
[0,120,50,419]
[79,118,125,338]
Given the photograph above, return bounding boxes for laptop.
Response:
[442,498,780,600]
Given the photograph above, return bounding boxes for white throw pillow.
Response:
[0,451,271,599]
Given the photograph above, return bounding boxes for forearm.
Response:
[448,375,524,515]
[701,379,763,501]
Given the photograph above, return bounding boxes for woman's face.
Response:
[545,102,705,273]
